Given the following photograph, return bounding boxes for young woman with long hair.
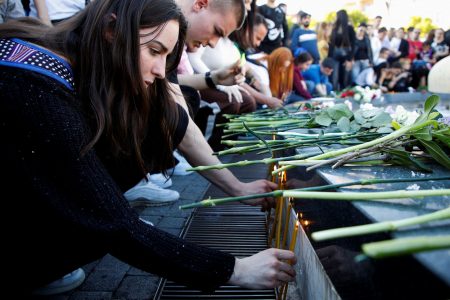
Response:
[0,0,295,295]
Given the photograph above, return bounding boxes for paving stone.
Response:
[157,217,187,228]
[114,275,160,300]
[80,269,127,292]
[69,291,113,300]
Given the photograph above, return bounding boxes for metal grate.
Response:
[154,204,276,300]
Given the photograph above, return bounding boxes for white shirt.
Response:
[188,38,240,73]
[30,0,85,21]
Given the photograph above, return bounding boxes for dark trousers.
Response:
[200,88,257,151]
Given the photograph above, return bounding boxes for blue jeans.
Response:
[284,92,306,105]
[305,80,333,97]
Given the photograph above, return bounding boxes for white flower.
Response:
[360,103,374,111]
[390,105,420,126]
[354,93,362,101]
[344,100,353,111]
[406,184,421,191]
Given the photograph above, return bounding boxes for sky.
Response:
[256,0,450,29]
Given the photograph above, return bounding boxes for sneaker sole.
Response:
[128,197,178,207]
[33,269,85,296]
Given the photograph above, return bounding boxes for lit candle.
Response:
[302,219,311,236]
[281,198,292,249]
[289,218,300,253]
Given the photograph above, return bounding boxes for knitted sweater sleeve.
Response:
[0,67,235,291]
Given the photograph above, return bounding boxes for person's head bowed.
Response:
[180,0,246,51]
[0,0,188,176]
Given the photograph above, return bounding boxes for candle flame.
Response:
[303,220,310,226]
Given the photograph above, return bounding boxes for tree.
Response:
[408,16,438,38]
[348,10,369,27]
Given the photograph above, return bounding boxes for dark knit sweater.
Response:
[0,66,235,294]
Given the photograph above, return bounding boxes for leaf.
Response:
[424,95,440,115]
[337,117,351,132]
[362,109,380,119]
[433,133,450,149]
[315,113,333,127]
[414,95,440,124]
[371,112,392,128]
[350,121,362,132]
[386,150,432,172]
[353,111,366,125]
[377,127,394,134]
[418,138,450,170]
[327,104,353,120]
[412,126,433,141]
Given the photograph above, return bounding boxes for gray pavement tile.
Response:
[69,291,113,300]
[126,267,152,276]
[137,215,162,226]
[80,269,127,292]
[114,275,160,300]
[95,255,130,272]
[157,216,187,228]
[158,227,181,236]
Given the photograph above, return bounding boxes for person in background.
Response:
[0,0,25,23]
[352,22,373,85]
[284,51,313,104]
[257,0,288,54]
[389,27,409,63]
[316,21,330,62]
[0,0,296,296]
[302,57,334,97]
[187,37,257,151]
[29,0,87,25]
[371,27,390,63]
[328,9,355,91]
[432,28,449,62]
[267,46,294,100]
[290,10,320,64]
[379,60,412,93]
[407,27,423,62]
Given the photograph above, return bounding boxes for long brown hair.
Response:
[267,47,294,99]
[0,0,187,176]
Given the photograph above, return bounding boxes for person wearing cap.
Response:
[302,57,334,97]
[290,10,320,64]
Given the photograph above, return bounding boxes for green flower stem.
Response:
[312,207,450,241]
[179,190,283,209]
[283,189,450,202]
[179,177,450,209]
[187,152,320,172]
[279,120,436,168]
[361,235,450,259]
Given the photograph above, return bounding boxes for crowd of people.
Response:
[0,0,448,297]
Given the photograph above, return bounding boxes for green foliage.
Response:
[348,10,369,27]
[407,16,438,38]
[324,11,336,24]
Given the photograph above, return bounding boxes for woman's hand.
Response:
[228,248,297,289]
[231,180,278,211]
[267,97,283,109]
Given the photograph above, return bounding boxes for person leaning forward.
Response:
[0,0,296,296]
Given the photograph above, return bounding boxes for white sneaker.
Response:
[136,173,172,189]
[33,268,85,296]
[148,173,172,188]
[124,180,179,207]
[167,151,193,176]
